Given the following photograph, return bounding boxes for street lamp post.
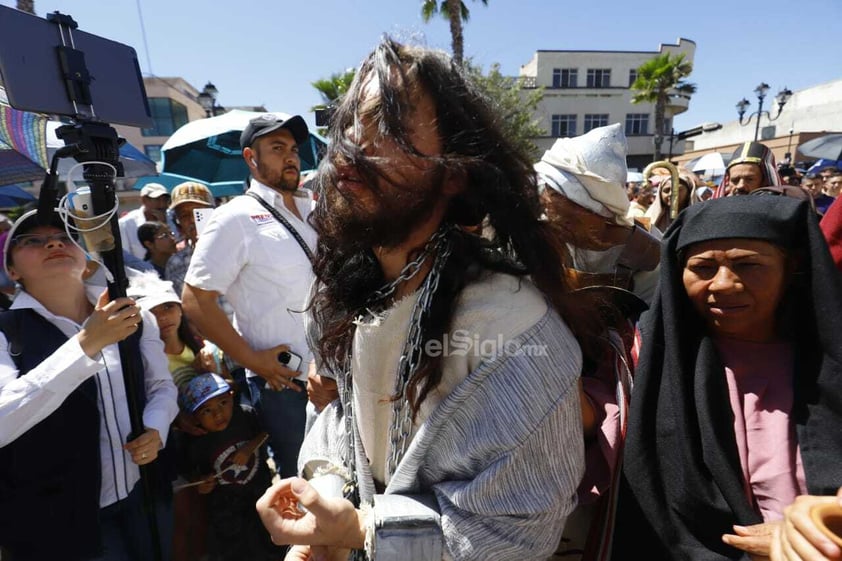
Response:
[197,81,222,117]
[668,122,723,161]
[784,128,795,164]
[736,83,792,141]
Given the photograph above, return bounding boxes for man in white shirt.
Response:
[182,114,317,477]
[119,183,171,259]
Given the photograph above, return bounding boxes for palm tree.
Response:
[311,69,356,134]
[311,69,356,107]
[421,0,488,66]
[630,52,696,162]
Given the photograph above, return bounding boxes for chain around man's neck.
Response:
[367,225,453,306]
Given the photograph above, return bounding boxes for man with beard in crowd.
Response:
[255,37,601,561]
[181,114,316,479]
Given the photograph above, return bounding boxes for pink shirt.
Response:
[715,338,808,521]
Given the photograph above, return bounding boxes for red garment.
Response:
[820,197,842,272]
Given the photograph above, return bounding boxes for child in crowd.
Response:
[127,271,230,561]
[176,373,281,561]
[127,271,221,390]
[137,221,177,278]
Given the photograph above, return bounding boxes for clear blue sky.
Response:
[2,0,840,134]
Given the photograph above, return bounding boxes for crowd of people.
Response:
[1,36,841,561]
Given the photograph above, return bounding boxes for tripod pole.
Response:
[68,122,163,561]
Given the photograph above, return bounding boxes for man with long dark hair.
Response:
[257,38,600,561]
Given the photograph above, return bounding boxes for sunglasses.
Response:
[11,232,76,249]
[155,231,176,239]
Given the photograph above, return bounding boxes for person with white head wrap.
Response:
[535,123,660,305]
[536,123,662,561]
[535,123,634,227]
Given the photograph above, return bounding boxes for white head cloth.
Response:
[534,123,632,226]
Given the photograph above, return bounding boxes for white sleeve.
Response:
[184,205,249,294]
[0,331,104,447]
[138,310,178,446]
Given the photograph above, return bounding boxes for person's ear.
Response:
[243,147,256,168]
[7,265,20,283]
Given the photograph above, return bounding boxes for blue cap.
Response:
[178,373,231,413]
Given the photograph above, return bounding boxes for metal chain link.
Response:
[367,227,451,304]
[386,237,452,476]
[340,225,454,505]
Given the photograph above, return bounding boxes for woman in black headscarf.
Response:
[611,195,842,560]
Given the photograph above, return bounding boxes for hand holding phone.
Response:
[278,350,302,373]
[193,207,213,237]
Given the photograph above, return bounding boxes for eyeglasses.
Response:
[11,233,75,249]
[155,231,176,239]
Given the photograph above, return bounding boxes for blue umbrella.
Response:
[806,158,842,174]
[160,110,326,186]
[798,134,842,163]
[0,184,36,208]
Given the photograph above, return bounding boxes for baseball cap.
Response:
[169,182,214,210]
[140,183,169,199]
[240,114,309,149]
[4,209,76,276]
[126,270,181,312]
[178,373,232,413]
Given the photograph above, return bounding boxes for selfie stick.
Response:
[39,13,163,560]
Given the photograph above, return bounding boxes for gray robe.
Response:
[301,275,585,561]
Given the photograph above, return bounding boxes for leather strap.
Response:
[246,192,315,263]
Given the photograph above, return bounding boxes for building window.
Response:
[144,144,163,162]
[586,69,611,88]
[584,113,609,133]
[142,98,189,137]
[629,69,638,87]
[552,68,578,88]
[624,114,649,136]
[551,114,577,137]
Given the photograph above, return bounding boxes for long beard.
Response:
[321,171,444,249]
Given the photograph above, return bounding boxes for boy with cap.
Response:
[120,183,174,260]
[176,373,280,561]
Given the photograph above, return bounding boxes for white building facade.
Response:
[675,79,842,169]
[519,38,696,170]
